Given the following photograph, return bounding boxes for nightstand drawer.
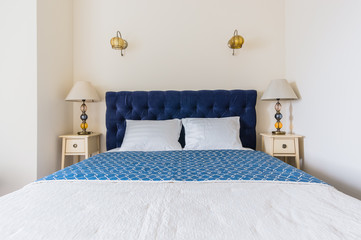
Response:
[65,139,85,153]
[274,139,295,154]
[60,133,101,169]
[261,133,302,169]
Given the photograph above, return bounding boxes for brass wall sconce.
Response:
[110,31,128,56]
[228,29,244,55]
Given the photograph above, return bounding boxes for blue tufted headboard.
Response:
[105,90,257,150]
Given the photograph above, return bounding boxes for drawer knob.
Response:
[73,144,78,148]
[282,144,287,149]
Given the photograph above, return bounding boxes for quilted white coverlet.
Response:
[1,181,361,240]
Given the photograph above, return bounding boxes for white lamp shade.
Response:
[65,81,100,102]
[261,79,298,100]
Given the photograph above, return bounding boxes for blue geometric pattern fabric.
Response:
[40,150,324,184]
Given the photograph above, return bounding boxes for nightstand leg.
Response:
[295,138,300,169]
[61,155,65,169]
[61,138,66,169]
[295,155,300,169]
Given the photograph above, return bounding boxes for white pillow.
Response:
[119,119,182,151]
[182,117,243,150]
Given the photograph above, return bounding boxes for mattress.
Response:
[1,150,361,240]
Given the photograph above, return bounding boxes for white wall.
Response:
[0,0,38,195]
[0,0,73,196]
[73,0,287,152]
[286,0,361,199]
[37,0,73,178]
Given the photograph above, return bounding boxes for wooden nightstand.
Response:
[260,133,303,169]
[59,133,101,169]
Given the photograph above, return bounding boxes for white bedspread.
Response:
[1,181,361,240]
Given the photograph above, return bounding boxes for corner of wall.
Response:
[36,0,74,179]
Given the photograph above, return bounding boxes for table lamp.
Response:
[261,79,298,135]
[66,81,100,135]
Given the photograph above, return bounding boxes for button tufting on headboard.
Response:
[106,90,257,150]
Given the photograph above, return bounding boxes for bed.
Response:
[1,90,361,239]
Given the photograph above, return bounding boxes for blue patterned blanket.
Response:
[40,150,324,184]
